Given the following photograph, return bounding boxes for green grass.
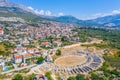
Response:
[104,56,120,68]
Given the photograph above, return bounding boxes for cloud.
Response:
[39,10,45,15]
[28,6,34,11]
[27,6,53,16]
[34,10,45,15]
[83,9,120,20]
[34,10,40,14]
[58,12,64,16]
[112,9,120,14]
[45,10,52,16]
[27,6,65,17]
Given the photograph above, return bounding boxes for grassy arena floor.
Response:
[55,55,86,67]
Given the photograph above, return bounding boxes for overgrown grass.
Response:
[104,56,120,68]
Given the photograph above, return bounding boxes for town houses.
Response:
[0,20,80,72]
[41,42,51,47]
[13,55,23,64]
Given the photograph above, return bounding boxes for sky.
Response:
[9,0,120,20]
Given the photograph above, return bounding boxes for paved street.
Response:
[1,64,37,74]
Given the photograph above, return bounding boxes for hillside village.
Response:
[0,0,120,80]
[0,20,80,72]
[0,18,120,80]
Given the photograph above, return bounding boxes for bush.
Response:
[37,56,44,63]
[45,72,53,80]
[76,74,85,80]
[67,74,88,80]
[56,49,61,56]
[26,74,36,80]
[91,73,104,80]
[12,74,23,80]
[116,51,120,57]
[110,69,120,76]
[67,76,76,80]
[0,50,9,56]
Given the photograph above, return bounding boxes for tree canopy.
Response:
[12,74,23,80]
[37,56,44,63]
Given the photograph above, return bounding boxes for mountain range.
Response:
[0,0,120,29]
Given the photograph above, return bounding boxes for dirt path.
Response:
[60,39,102,55]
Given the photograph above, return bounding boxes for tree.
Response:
[67,76,76,80]
[56,49,61,56]
[5,61,12,66]
[91,73,104,80]
[12,74,23,80]
[100,62,110,72]
[28,74,36,80]
[37,56,44,63]
[76,74,85,80]
[61,36,66,41]
[116,51,120,57]
[46,36,53,43]
[103,61,109,68]
[110,69,120,76]
[0,50,9,56]
[45,72,53,80]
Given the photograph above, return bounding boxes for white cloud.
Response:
[112,9,120,14]
[28,6,34,11]
[83,9,120,20]
[34,10,40,14]
[34,10,45,15]
[45,10,52,16]
[27,6,65,17]
[39,10,45,15]
[58,12,64,16]
[28,6,52,16]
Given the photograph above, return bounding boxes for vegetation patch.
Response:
[45,72,54,80]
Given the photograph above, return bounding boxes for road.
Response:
[1,64,37,74]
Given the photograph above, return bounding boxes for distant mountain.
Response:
[0,0,120,29]
[91,14,120,24]
[0,0,35,14]
[52,14,120,28]
[90,14,120,24]
[51,16,100,27]
[86,14,120,28]
[0,0,48,22]
[53,16,83,24]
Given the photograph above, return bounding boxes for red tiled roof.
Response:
[14,55,22,60]
[41,42,50,45]
[27,48,34,50]
[0,29,3,33]
[23,54,32,58]
[39,49,45,53]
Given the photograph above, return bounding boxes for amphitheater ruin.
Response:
[31,51,103,77]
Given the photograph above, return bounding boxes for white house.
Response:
[14,55,23,64]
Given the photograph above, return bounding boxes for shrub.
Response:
[45,72,53,80]
[12,74,23,80]
[56,49,61,56]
